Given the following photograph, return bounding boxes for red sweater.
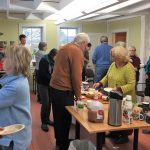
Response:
[50,43,84,98]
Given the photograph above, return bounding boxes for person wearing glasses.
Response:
[128,46,141,83]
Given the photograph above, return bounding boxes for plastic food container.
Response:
[87,101,104,123]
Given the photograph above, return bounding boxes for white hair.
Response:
[73,32,90,44]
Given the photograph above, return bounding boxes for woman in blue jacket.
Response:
[0,46,32,150]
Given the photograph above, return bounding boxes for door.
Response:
[112,32,127,46]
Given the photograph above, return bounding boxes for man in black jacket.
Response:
[38,48,57,132]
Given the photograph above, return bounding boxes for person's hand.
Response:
[112,86,122,93]
[75,96,82,101]
[134,67,138,71]
[93,82,100,89]
[112,87,117,91]
[129,59,133,63]
[0,128,4,138]
[146,74,149,79]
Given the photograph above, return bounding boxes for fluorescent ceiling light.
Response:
[77,13,99,20]
[58,11,83,20]
[37,2,58,13]
[98,0,143,13]
[45,13,60,20]
[84,0,118,13]
[46,0,118,21]
[55,19,65,25]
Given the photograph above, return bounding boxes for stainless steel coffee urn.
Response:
[108,90,123,126]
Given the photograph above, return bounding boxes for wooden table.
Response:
[66,105,150,150]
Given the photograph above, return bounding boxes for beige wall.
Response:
[108,16,141,55]
[0,14,57,51]
[0,13,141,55]
[62,18,141,55]
[61,21,107,33]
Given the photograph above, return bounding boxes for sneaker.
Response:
[41,124,49,132]
[47,120,54,126]
[114,136,129,144]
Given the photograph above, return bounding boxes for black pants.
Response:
[82,65,86,81]
[145,78,150,96]
[50,87,74,150]
[35,69,41,101]
[39,84,51,124]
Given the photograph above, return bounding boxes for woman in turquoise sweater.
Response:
[0,46,32,150]
[94,46,136,144]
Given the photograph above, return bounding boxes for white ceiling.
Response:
[0,0,150,23]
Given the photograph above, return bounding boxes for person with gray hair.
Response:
[128,46,141,82]
[35,42,47,103]
[50,32,90,150]
[92,35,112,83]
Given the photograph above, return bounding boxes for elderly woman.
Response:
[0,46,32,150]
[128,46,141,82]
[94,46,136,144]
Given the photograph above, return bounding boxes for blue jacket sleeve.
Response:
[92,47,98,64]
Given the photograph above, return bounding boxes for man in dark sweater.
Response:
[38,48,57,132]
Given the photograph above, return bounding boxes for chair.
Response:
[85,68,94,83]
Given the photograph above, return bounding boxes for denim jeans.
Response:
[94,65,109,83]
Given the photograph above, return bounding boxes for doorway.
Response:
[112,32,127,46]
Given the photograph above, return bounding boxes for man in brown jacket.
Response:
[50,32,90,150]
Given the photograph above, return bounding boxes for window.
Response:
[60,27,79,45]
[19,24,45,60]
[22,27,43,52]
